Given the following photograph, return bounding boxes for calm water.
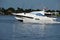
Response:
[0,16,60,40]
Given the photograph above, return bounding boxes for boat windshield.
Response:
[36,13,45,16]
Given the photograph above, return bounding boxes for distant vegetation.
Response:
[0,7,60,15]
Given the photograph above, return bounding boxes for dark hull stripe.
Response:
[18,20,23,22]
[16,15,33,19]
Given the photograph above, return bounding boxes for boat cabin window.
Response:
[35,18,40,20]
[36,13,44,16]
[16,15,33,19]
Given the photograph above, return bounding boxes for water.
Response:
[0,16,60,40]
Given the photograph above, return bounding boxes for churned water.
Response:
[0,16,60,40]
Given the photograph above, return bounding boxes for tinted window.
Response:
[36,13,44,16]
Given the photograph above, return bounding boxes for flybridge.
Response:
[30,9,46,16]
[30,11,45,16]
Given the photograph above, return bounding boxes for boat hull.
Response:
[15,16,60,24]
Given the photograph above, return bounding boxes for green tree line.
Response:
[0,7,60,15]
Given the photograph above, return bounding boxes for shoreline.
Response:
[0,14,60,17]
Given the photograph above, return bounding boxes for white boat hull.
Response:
[13,10,60,24]
[15,16,60,24]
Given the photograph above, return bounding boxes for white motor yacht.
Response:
[13,9,58,23]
